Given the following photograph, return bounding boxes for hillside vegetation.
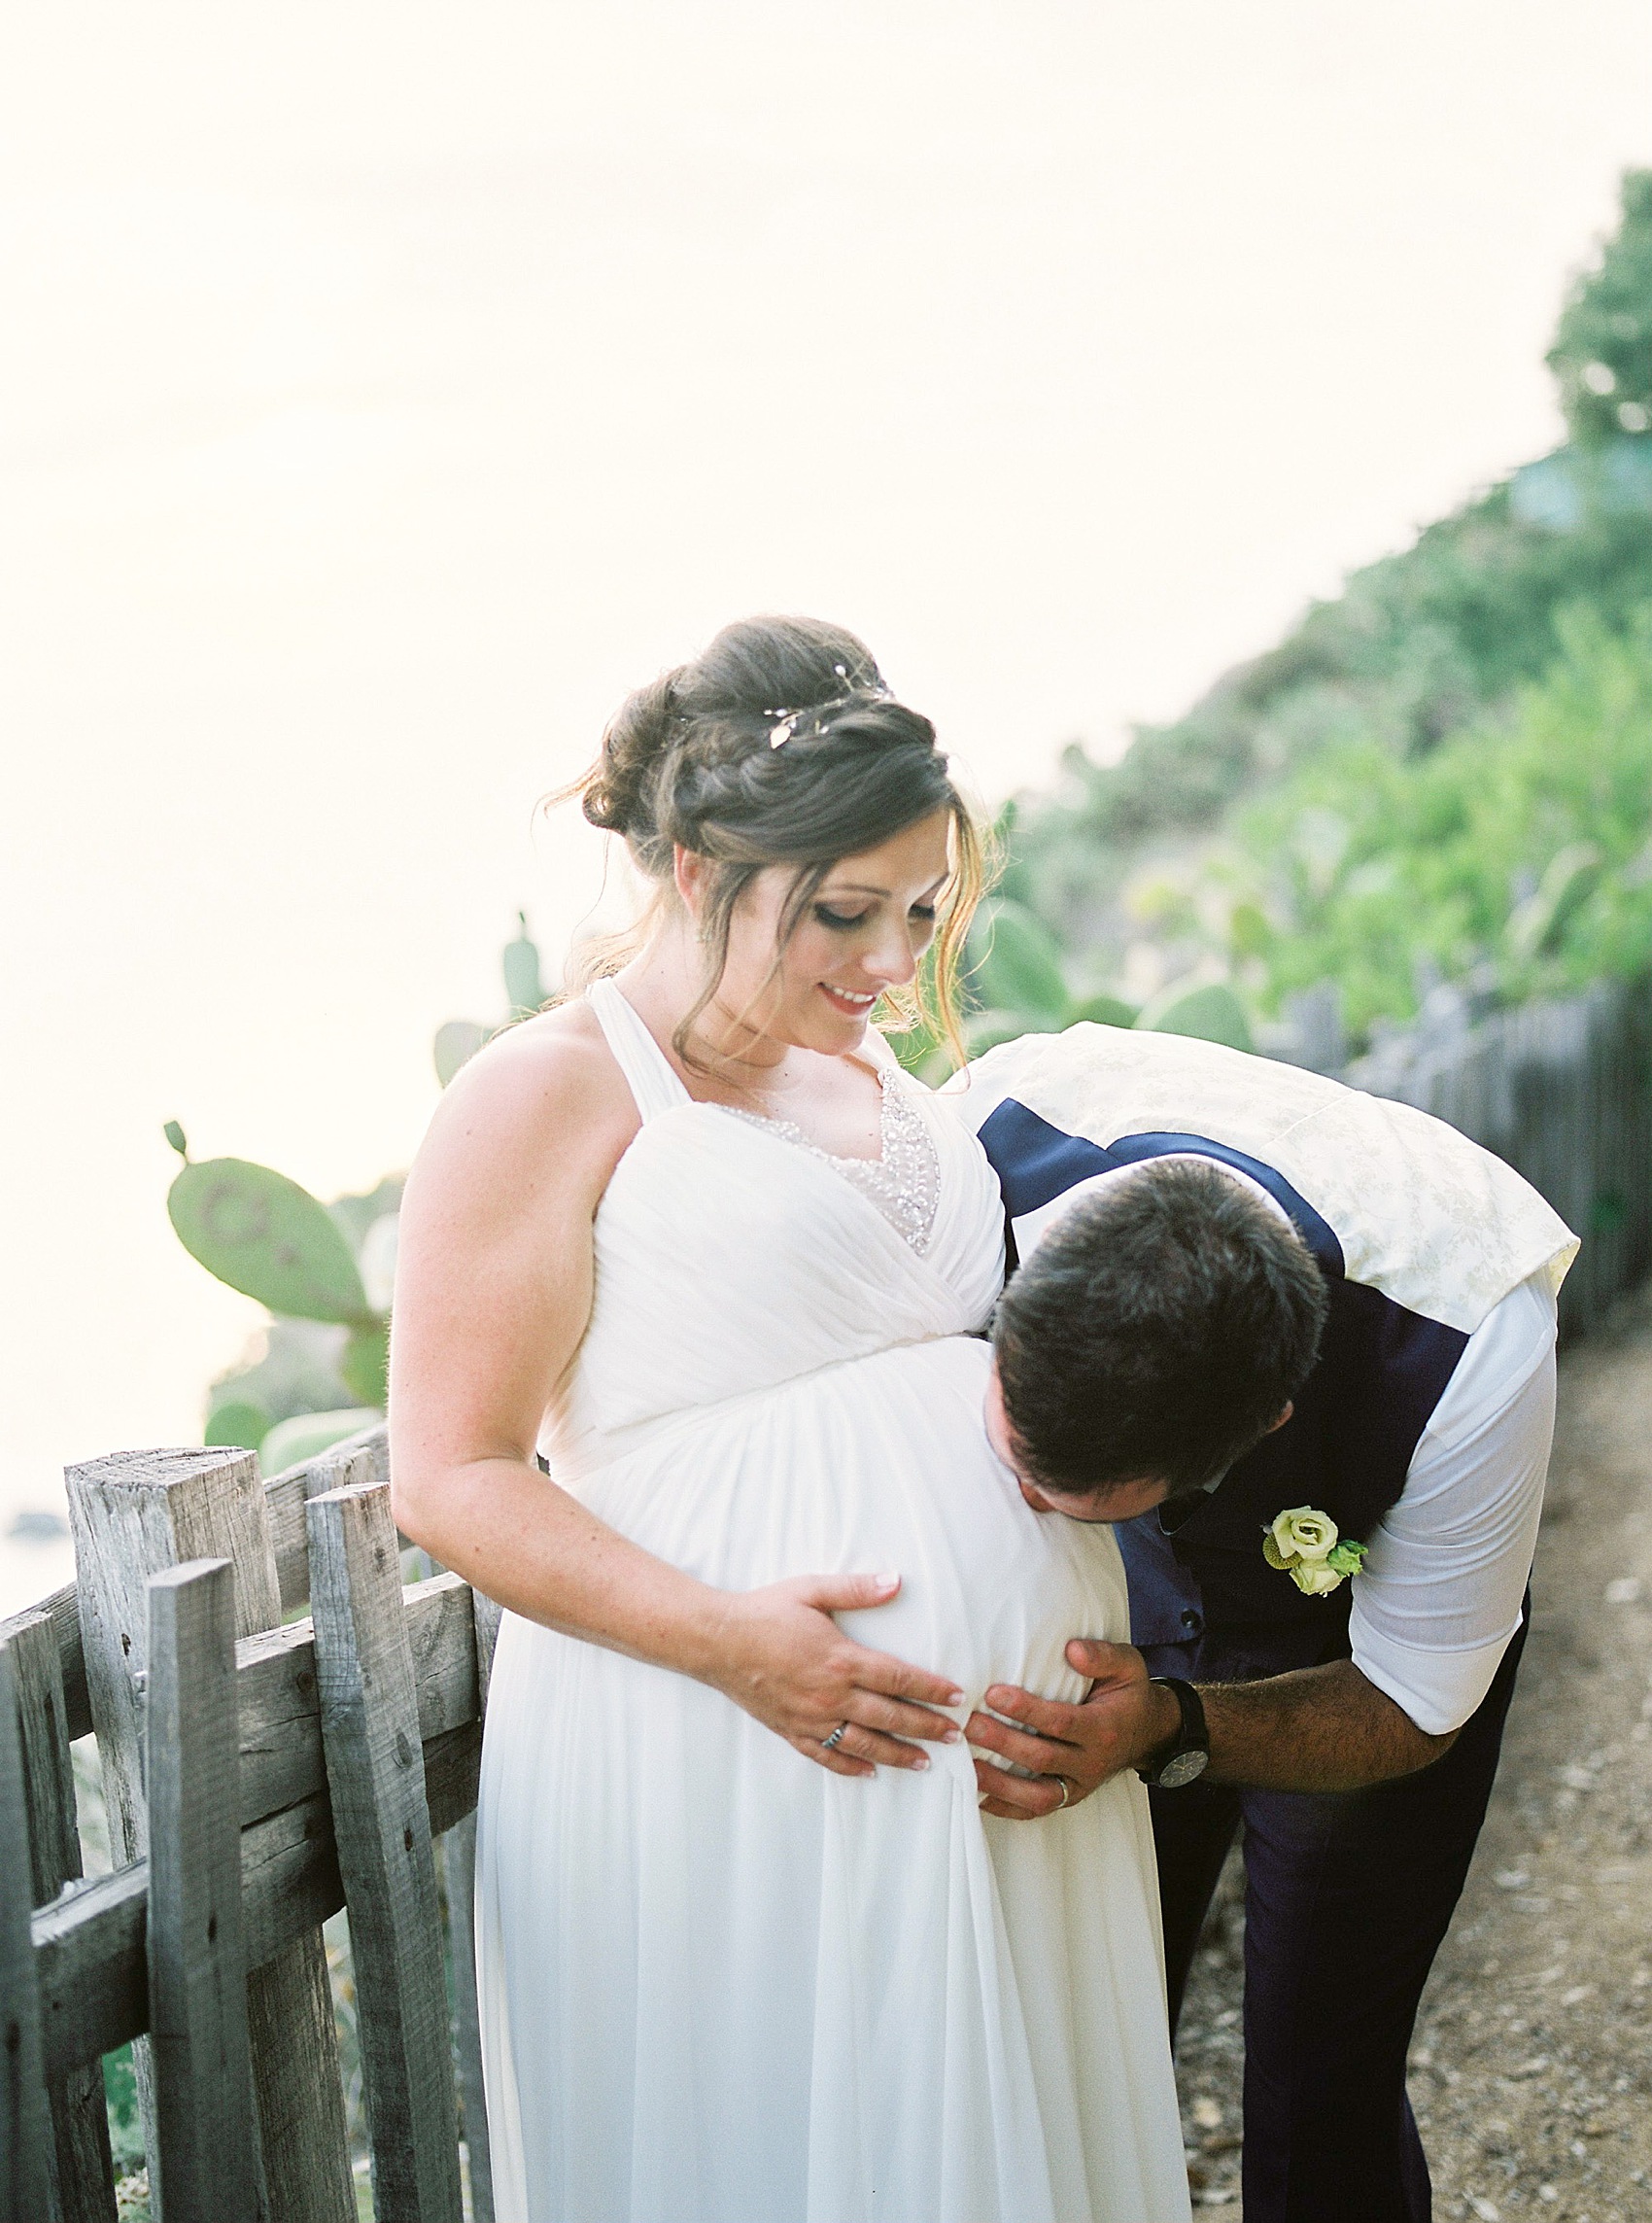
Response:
[1000,171,1652,1058]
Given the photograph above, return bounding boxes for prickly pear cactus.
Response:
[327,1176,404,1258]
[174,911,548,1464]
[339,1320,391,1407]
[205,1320,359,1441]
[967,898,1072,1026]
[1137,980,1255,1054]
[433,911,548,1085]
[503,910,546,1018]
[167,1151,373,1324]
[433,1019,490,1088]
[203,1398,273,1451]
[260,1407,383,1476]
[1070,993,1139,1029]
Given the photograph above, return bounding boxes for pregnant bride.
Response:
[390,617,1189,2223]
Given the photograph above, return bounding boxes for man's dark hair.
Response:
[992,1159,1329,1499]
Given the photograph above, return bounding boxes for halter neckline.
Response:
[585,977,940,1253]
[586,979,692,1124]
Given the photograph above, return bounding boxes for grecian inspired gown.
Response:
[474,980,1189,2223]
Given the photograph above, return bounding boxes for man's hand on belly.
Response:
[969,1642,1461,1816]
[968,1643,1177,1819]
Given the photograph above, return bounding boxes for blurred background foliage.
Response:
[999,169,1652,1060]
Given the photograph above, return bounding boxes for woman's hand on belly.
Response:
[704,1573,967,1778]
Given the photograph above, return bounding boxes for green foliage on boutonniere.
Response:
[1262,1506,1369,1597]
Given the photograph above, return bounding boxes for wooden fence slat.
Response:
[8,1611,117,2223]
[268,1430,391,1614]
[471,1590,502,1714]
[0,1585,90,1751]
[0,1644,53,2223]
[11,1610,81,1907]
[307,1479,464,2222]
[34,1868,147,2080]
[440,1817,494,2223]
[145,1562,262,2223]
[235,1571,476,1830]
[66,1447,356,2223]
[1347,975,1652,1336]
[33,1719,482,2083]
[454,1583,501,2221]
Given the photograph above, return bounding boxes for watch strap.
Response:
[1138,1675,1210,1786]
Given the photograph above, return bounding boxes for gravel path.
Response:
[1172,1286,1652,2220]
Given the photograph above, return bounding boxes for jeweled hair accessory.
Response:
[764,666,894,749]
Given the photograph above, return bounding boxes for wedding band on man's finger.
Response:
[1052,1777,1071,1810]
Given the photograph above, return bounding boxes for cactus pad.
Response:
[204,1399,272,1450]
[339,1319,391,1407]
[259,1407,383,1476]
[1070,993,1139,1029]
[968,899,1071,1025]
[503,913,546,1018]
[1137,981,1255,1054]
[168,1157,373,1323]
[434,1019,490,1088]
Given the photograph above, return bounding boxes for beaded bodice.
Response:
[545,982,1005,1469]
[722,1068,942,1256]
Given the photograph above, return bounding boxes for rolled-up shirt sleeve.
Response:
[1350,1273,1558,1737]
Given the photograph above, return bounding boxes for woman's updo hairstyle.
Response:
[568,614,985,1068]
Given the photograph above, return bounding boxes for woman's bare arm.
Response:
[389,1006,962,1776]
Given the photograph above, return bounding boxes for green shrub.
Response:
[1231,609,1652,1036]
[1000,171,1652,1048]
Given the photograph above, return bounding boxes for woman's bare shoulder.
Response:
[411,998,638,1210]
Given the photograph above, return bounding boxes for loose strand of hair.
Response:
[876,803,992,1077]
[670,865,762,1072]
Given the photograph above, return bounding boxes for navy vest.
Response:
[979,1099,1468,1662]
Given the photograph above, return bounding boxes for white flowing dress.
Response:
[474,982,1189,2223]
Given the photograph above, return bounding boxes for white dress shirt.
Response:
[1015,1160,1557,1737]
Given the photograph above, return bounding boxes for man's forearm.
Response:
[1198,1658,1457,1791]
[969,1644,1463,1819]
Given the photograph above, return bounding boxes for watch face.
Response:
[1156,1747,1210,1789]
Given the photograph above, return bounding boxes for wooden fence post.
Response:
[145,1561,262,2223]
[441,1816,493,2223]
[471,1591,502,1712]
[449,1574,499,2213]
[66,1447,355,2223]
[7,1609,116,2222]
[307,1478,464,2223]
[268,1427,392,1616]
[0,1642,53,2223]
[1344,973,1652,1337]
[449,1584,502,2218]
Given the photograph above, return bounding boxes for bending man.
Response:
[949,1023,1575,2223]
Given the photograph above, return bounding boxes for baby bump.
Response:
[823,1339,1127,1708]
[570,1335,1127,1713]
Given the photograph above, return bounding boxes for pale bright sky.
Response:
[4,1,1651,1581]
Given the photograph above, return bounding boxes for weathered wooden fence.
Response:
[0,1429,499,2223]
[1346,974,1652,1336]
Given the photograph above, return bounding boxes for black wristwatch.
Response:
[1137,1677,1211,1789]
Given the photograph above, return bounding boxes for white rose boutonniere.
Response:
[1262,1506,1368,1597]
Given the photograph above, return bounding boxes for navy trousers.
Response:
[1141,1612,1528,2223]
